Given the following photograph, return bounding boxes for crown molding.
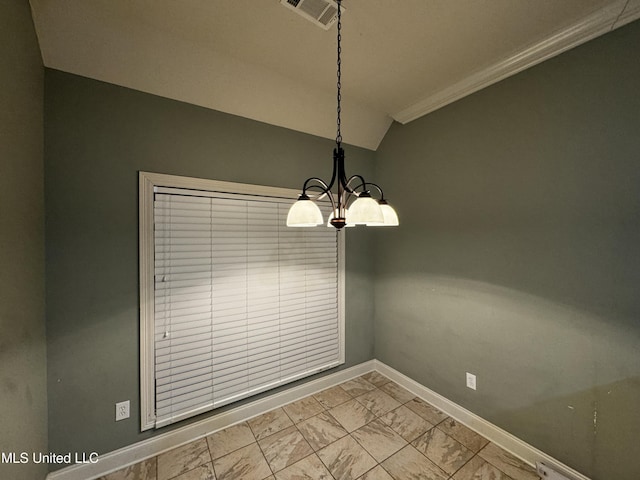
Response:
[392,1,640,125]
[614,0,640,28]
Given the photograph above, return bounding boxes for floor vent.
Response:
[536,462,575,480]
[280,0,342,30]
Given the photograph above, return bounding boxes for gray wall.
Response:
[0,1,48,479]
[44,69,375,461]
[39,15,640,479]
[374,20,640,480]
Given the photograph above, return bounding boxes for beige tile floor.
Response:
[99,372,540,480]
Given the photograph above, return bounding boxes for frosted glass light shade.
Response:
[378,203,399,226]
[347,194,383,225]
[286,197,323,226]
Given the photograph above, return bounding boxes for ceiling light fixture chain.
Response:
[336,0,342,147]
[286,0,399,229]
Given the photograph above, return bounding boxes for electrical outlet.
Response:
[115,400,130,421]
[466,372,477,390]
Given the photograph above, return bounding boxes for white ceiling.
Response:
[30,0,640,150]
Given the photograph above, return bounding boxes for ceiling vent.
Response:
[280,0,343,30]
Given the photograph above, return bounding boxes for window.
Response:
[139,172,345,430]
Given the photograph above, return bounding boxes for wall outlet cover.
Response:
[466,372,477,390]
[116,400,130,421]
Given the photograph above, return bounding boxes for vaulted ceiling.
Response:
[30,0,640,150]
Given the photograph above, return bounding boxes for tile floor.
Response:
[99,372,540,480]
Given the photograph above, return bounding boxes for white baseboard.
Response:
[47,359,590,480]
[45,361,375,480]
[373,360,591,480]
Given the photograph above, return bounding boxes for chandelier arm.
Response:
[344,174,369,194]
[357,182,386,200]
[324,148,341,192]
[301,180,338,212]
[302,177,330,195]
[301,145,342,195]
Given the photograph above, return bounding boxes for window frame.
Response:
[139,171,345,431]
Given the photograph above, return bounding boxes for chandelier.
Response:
[286,0,398,229]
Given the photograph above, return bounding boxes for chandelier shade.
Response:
[346,193,384,225]
[286,0,398,230]
[378,202,400,226]
[286,194,324,227]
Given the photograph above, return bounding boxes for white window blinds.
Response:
[150,185,343,428]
